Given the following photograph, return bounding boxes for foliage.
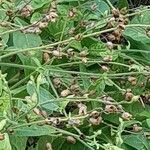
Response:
[0,0,150,150]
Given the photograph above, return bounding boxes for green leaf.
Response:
[31,0,52,9]
[30,12,42,24]
[0,119,7,131]
[122,134,150,150]
[13,31,42,49]
[14,125,55,136]
[10,136,27,150]
[0,133,11,150]
[117,0,129,9]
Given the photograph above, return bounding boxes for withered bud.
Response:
[61,89,71,97]
[78,103,87,115]
[101,65,109,72]
[89,116,102,126]
[105,105,118,113]
[121,112,132,121]
[112,8,120,18]
[133,124,142,132]
[53,78,61,87]
[103,55,113,62]
[90,111,100,119]
[45,143,53,150]
[67,136,76,144]
[106,41,113,50]
[107,34,116,42]
[43,52,50,63]
[79,50,88,57]
[125,89,133,101]
[0,134,5,141]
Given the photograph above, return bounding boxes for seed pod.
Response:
[33,108,41,115]
[112,8,120,18]
[78,103,87,115]
[61,89,71,97]
[67,136,76,144]
[91,3,97,11]
[70,84,79,91]
[121,112,132,120]
[89,116,102,126]
[43,52,50,63]
[128,76,137,86]
[106,41,113,50]
[133,124,142,132]
[52,50,62,57]
[103,55,113,62]
[67,48,74,56]
[0,134,4,141]
[79,51,88,57]
[53,78,61,87]
[107,34,116,42]
[82,57,88,63]
[105,105,118,113]
[45,143,52,150]
[90,111,100,119]
[125,89,133,101]
[101,65,109,72]
[38,22,48,29]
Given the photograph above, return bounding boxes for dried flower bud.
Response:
[67,48,74,56]
[79,51,88,57]
[0,134,4,141]
[61,89,71,97]
[91,3,97,11]
[45,117,60,126]
[125,89,133,101]
[112,8,120,18]
[133,124,142,132]
[103,55,113,62]
[122,112,132,120]
[69,28,76,35]
[70,84,79,91]
[21,5,33,17]
[128,76,137,86]
[33,108,41,115]
[43,52,50,63]
[67,136,76,144]
[106,41,113,50]
[45,143,52,150]
[68,8,76,18]
[78,103,87,115]
[107,34,116,42]
[52,50,62,57]
[82,57,88,63]
[105,105,118,113]
[68,119,80,126]
[101,65,109,72]
[89,116,102,126]
[38,22,48,29]
[147,31,150,37]
[53,78,61,87]
[90,111,100,119]
[74,34,82,41]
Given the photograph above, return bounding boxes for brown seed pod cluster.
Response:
[104,8,128,45]
[22,1,58,34]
